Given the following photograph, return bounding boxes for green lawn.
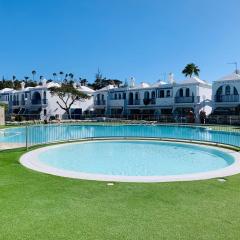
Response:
[1,147,240,240]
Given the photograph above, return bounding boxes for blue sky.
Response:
[0,0,240,83]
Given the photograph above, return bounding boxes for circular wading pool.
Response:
[20,140,240,182]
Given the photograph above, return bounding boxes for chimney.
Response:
[21,81,25,90]
[168,73,174,84]
[129,77,135,88]
[42,79,47,87]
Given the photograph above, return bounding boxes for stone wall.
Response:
[0,107,5,125]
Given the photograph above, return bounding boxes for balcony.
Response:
[134,99,140,105]
[151,98,156,104]
[175,96,194,103]
[128,99,141,105]
[12,100,19,106]
[143,98,156,105]
[94,100,106,105]
[215,95,239,103]
[31,99,48,105]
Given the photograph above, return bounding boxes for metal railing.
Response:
[4,113,240,124]
[134,99,140,105]
[12,100,20,106]
[215,95,239,102]
[94,100,106,105]
[175,96,194,103]
[1,119,240,151]
[31,99,48,105]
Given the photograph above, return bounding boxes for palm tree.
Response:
[53,72,57,81]
[32,70,36,81]
[59,71,64,82]
[64,73,69,83]
[182,63,200,77]
[24,76,29,81]
[80,79,87,86]
[69,73,74,80]
[12,75,16,88]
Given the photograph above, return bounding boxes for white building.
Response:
[212,70,240,115]
[93,73,212,122]
[0,80,95,120]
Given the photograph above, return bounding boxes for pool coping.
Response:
[19,138,240,183]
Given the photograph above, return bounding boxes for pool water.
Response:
[1,124,240,147]
[37,141,235,176]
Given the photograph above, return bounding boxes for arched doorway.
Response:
[128,92,133,105]
[31,92,41,105]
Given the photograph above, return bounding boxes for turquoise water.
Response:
[0,124,240,147]
[38,141,234,176]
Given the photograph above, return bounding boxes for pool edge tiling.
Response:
[19,139,240,183]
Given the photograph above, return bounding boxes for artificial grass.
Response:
[0,147,240,240]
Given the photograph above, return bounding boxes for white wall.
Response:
[0,107,5,125]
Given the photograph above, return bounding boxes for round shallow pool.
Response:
[20,139,240,182]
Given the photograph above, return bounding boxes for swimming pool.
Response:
[1,124,240,147]
[20,140,240,182]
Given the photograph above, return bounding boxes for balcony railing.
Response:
[94,100,106,105]
[31,99,48,105]
[128,99,141,105]
[143,98,156,105]
[151,98,156,104]
[215,95,239,103]
[134,99,140,105]
[12,100,19,106]
[175,96,194,103]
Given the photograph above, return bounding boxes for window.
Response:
[128,92,134,105]
[234,87,238,95]
[44,109,47,116]
[160,90,164,98]
[151,91,155,99]
[135,92,139,100]
[101,94,105,100]
[186,88,190,97]
[144,91,150,99]
[225,85,230,95]
[216,86,223,96]
[123,93,126,99]
[114,93,117,100]
[179,88,183,97]
[118,93,121,99]
[166,90,170,97]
